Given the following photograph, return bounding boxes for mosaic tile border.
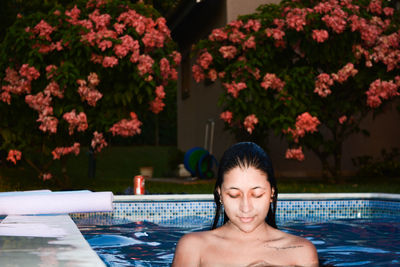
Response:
[71,194,400,226]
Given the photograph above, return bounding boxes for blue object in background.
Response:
[183,147,217,179]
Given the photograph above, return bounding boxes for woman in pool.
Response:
[172,142,319,267]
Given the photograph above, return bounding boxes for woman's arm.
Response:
[172,233,202,267]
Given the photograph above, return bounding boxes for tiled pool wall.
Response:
[71,193,400,226]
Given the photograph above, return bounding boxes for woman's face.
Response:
[218,166,274,234]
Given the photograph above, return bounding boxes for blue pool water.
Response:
[77,217,400,267]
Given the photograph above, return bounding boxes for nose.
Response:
[239,195,253,213]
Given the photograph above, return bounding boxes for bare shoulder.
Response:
[177,231,208,248]
[172,231,211,267]
[283,232,319,266]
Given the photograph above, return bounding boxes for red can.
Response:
[134,175,145,195]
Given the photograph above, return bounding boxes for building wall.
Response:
[226,0,280,22]
[177,0,400,177]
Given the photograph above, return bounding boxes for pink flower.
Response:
[149,97,165,114]
[77,74,102,106]
[7,150,22,164]
[371,32,400,72]
[142,29,165,49]
[37,114,58,134]
[243,19,261,32]
[192,64,205,83]
[155,85,165,99]
[285,112,321,142]
[160,58,172,82]
[229,29,246,43]
[109,112,142,137]
[285,147,305,161]
[91,53,103,64]
[312,30,329,43]
[322,8,347,34]
[243,36,256,50]
[283,127,301,143]
[25,92,52,112]
[208,69,218,82]
[45,65,58,79]
[331,63,358,83]
[228,20,244,29]
[89,9,111,30]
[98,39,113,51]
[88,72,100,86]
[65,5,81,22]
[171,51,181,65]
[130,42,141,63]
[249,67,261,80]
[314,73,334,97]
[219,46,237,59]
[295,112,320,134]
[19,64,40,81]
[156,17,170,36]
[42,173,53,181]
[209,28,228,41]
[169,68,178,81]
[78,87,102,106]
[314,1,334,14]
[285,8,308,31]
[243,114,258,134]
[223,82,247,98]
[368,0,382,15]
[266,28,285,41]
[52,143,80,160]
[145,75,153,81]
[2,67,32,96]
[338,115,347,124]
[137,54,154,76]
[32,20,55,41]
[261,73,285,91]
[102,56,118,68]
[220,111,233,124]
[149,84,166,113]
[113,23,126,34]
[44,81,63,98]
[117,9,147,35]
[114,44,130,58]
[91,131,108,153]
[63,109,88,135]
[1,91,11,104]
[383,7,394,16]
[366,79,399,108]
[198,52,213,70]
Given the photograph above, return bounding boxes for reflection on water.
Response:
[0,236,74,266]
[77,218,400,267]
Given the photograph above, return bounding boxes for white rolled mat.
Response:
[0,190,114,215]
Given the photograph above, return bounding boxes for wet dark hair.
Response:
[211,142,278,229]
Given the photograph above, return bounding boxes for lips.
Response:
[239,216,254,223]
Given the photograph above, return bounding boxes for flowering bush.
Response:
[192,0,400,177]
[0,0,180,182]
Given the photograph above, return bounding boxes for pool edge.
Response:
[113,192,400,202]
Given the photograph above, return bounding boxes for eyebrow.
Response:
[226,186,265,190]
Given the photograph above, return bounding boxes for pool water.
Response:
[78,217,400,267]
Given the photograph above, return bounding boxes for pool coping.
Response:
[0,214,106,267]
[114,192,400,202]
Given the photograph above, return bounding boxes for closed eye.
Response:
[253,193,265,198]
